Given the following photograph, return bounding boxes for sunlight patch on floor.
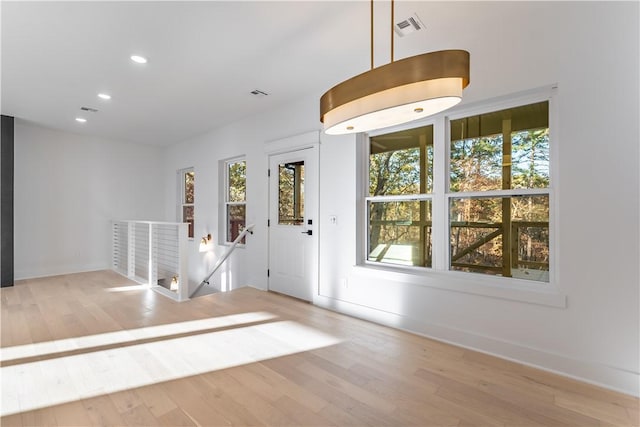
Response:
[0,311,277,363]
[0,321,341,416]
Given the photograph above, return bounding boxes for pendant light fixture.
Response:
[320,0,470,135]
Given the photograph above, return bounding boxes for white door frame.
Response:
[265,131,320,301]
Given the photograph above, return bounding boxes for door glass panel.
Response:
[278,161,305,225]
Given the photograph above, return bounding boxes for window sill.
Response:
[352,264,567,308]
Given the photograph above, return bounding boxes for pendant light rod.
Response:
[320,0,470,135]
[390,0,395,63]
[371,0,396,67]
[370,0,374,70]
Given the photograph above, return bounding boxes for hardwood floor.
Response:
[1,270,638,426]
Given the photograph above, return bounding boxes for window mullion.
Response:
[432,114,448,271]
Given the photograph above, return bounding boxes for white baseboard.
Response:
[313,294,640,397]
[14,264,110,281]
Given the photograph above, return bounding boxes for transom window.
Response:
[365,96,552,284]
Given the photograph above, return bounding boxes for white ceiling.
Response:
[1,1,466,146]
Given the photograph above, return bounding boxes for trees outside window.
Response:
[278,161,305,225]
[449,101,550,281]
[179,169,195,238]
[365,99,551,283]
[367,125,433,267]
[226,159,246,243]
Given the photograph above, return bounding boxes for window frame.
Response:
[177,167,195,239]
[223,157,247,245]
[359,86,564,306]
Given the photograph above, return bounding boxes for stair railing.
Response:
[190,224,255,298]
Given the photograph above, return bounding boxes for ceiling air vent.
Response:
[80,106,99,113]
[394,14,425,37]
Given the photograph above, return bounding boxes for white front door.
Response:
[268,147,318,301]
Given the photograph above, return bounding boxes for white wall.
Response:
[162,2,639,395]
[14,120,165,279]
[317,2,640,396]
[161,94,318,291]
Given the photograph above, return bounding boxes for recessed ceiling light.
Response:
[75,117,87,123]
[98,93,111,100]
[130,55,147,64]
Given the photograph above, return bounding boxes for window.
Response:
[367,125,433,267]
[225,159,246,243]
[179,168,195,239]
[364,95,552,285]
[449,101,550,281]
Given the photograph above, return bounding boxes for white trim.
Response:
[443,88,556,288]
[352,264,566,307]
[14,266,110,281]
[446,84,557,123]
[355,133,368,265]
[360,86,559,303]
[116,220,186,226]
[221,156,247,245]
[365,194,433,202]
[177,167,195,239]
[433,115,447,270]
[264,130,320,154]
[446,188,550,199]
[314,294,638,397]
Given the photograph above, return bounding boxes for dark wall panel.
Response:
[1,115,14,287]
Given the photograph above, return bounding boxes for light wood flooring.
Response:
[1,270,638,426]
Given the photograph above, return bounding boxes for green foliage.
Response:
[228,161,246,202]
[450,135,502,192]
[511,128,550,189]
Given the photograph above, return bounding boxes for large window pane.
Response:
[224,159,247,244]
[227,204,246,243]
[449,195,549,281]
[182,205,194,239]
[450,101,549,192]
[184,171,195,203]
[279,161,304,225]
[370,125,433,196]
[228,161,246,202]
[511,129,550,189]
[368,200,432,267]
[180,169,195,239]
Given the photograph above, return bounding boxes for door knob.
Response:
[301,230,312,235]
